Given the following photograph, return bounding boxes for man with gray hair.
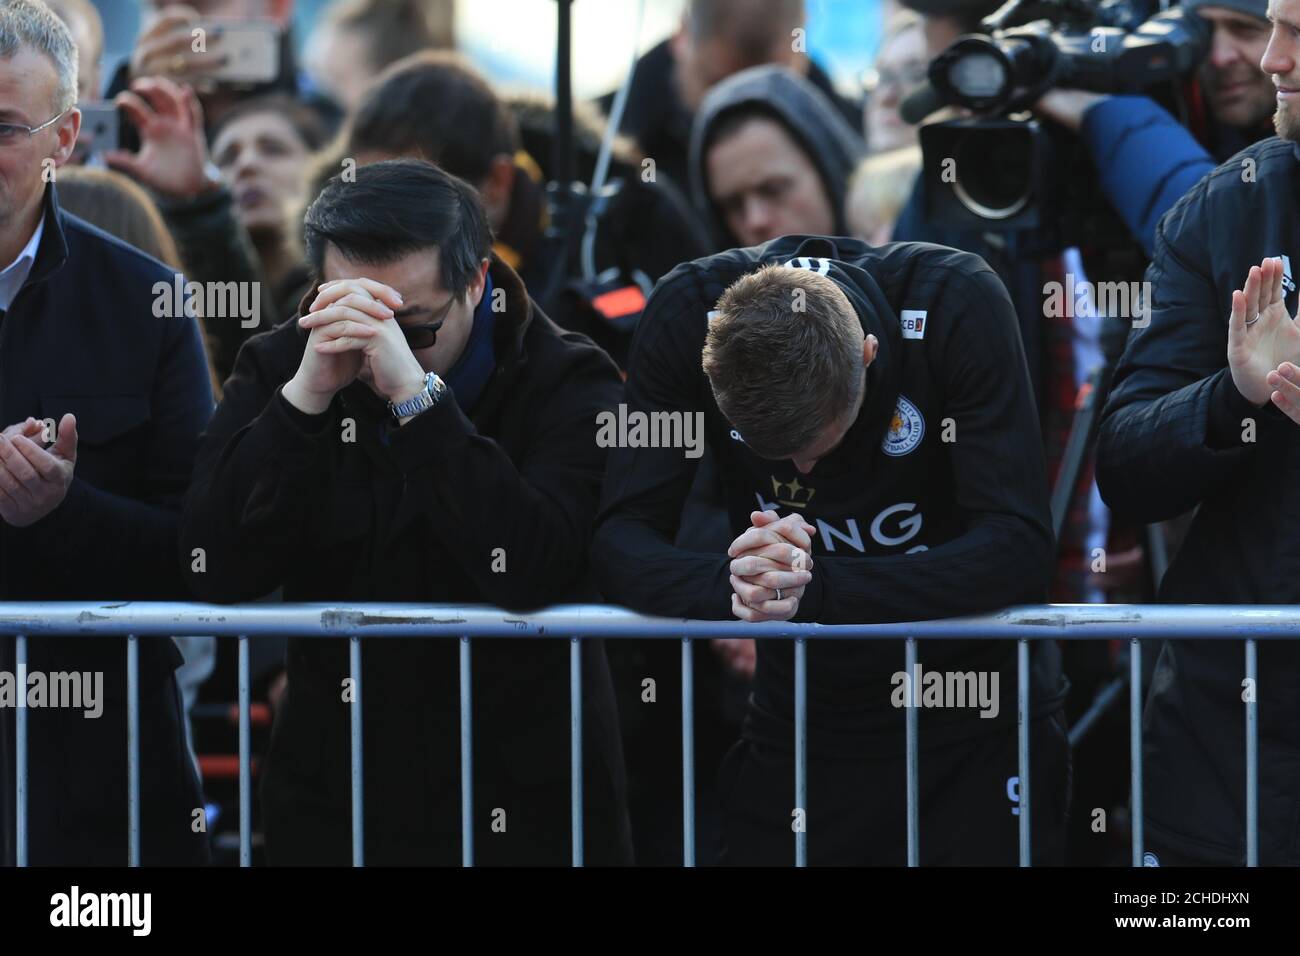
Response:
[0,0,214,865]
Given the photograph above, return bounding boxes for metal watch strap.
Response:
[389,371,445,420]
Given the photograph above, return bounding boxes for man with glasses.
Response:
[181,158,634,865]
[0,0,213,865]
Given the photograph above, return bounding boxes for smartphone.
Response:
[78,100,120,155]
[200,20,280,87]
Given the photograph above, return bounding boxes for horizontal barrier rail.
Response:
[1,601,1300,638]
[3,602,1284,868]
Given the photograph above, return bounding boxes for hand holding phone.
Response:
[131,8,280,89]
[104,77,220,200]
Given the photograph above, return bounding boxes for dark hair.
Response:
[346,50,518,185]
[303,159,492,299]
[211,93,329,153]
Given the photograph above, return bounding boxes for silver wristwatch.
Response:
[389,371,447,421]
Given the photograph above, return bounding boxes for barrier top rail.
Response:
[0,602,1298,639]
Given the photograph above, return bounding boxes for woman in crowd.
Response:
[210,94,328,314]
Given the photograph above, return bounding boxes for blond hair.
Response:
[846,146,922,244]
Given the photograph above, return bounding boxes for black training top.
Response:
[593,234,1068,757]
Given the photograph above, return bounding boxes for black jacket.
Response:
[501,153,712,370]
[180,256,633,865]
[491,99,714,370]
[593,235,1066,757]
[0,185,214,866]
[158,186,280,385]
[1097,136,1300,865]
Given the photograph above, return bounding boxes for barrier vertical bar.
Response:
[1017,638,1030,867]
[795,636,807,867]
[238,635,251,867]
[14,634,26,868]
[571,636,584,866]
[905,637,919,867]
[1130,638,1143,867]
[124,634,141,868]
[682,636,696,867]
[127,634,141,867]
[350,634,363,867]
[460,635,473,867]
[1245,638,1258,867]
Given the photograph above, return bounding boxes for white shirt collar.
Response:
[0,213,46,311]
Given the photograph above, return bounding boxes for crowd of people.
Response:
[0,0,1297,867]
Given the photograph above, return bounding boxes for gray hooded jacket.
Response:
[689,65,866,249]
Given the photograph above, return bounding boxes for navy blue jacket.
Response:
[0,185,214,865]
[1081,95,1216,258]
[1098,137,1300,865]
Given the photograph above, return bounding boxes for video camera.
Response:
[905,0,1210,248]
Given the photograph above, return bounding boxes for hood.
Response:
[689,65,866,248]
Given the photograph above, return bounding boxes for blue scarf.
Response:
[442,274,496,414]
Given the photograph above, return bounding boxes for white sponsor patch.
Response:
[900,309,927,340]
[882,395,925,457]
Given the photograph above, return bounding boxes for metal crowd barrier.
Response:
[3,602,1285,868]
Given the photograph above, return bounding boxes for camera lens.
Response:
[951,127,1033,220]
[949,52,1007,100]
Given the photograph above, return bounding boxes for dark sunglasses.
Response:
[396,295,458,351]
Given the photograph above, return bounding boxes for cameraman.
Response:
[1035,0,1276,255]
[891,0,1005,252]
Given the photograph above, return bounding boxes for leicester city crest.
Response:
[881,395,925,457]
